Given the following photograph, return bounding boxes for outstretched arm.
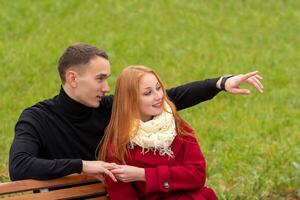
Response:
[166,78,221,111]
[166,71,263,110]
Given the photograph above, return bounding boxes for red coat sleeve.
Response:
[144,136,206,194]
[105,150,139,200]
[105,176,139,200]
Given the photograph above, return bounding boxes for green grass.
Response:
[1,0,299,199]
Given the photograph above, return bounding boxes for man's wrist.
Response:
[216,77,222,90]
[81,160,86,173]
[220,75,234,91]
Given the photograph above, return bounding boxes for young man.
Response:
[9,43,263,181]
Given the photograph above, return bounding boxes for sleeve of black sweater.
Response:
[9,110,82,181]
[166,78,221,110]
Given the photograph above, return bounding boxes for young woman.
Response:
[99,66,218,200]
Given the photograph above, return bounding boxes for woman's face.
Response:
[138,73,164,122]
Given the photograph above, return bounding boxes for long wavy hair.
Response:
[98,65,195,164]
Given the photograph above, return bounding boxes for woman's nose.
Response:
[154,90,163,99]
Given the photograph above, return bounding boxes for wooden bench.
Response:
[0,174,108,199]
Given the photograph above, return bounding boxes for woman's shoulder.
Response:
[176,134,197,144]
[178,123,198,143]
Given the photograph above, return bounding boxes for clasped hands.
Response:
[82,160,145,183]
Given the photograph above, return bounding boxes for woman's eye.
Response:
[144,91,151,96]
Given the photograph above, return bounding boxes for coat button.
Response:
[163,182,170,189]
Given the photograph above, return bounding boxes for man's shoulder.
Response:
[19,96,57,121]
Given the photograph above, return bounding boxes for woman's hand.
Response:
[111,165,146,183]
[82,160,118,182]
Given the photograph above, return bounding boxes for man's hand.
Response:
[111,165,146,183]
[217,71,264,94]
[82,160,118,182]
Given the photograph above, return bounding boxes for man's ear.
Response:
[65,70,78,88]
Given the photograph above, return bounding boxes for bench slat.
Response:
[0,174,98,194]
[84,197,108,200]
[1,183,107,200]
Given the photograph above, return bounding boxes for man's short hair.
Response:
[57,43,109,84]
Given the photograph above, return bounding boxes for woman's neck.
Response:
[140,115,154,122]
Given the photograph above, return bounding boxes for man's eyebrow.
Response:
[95,74,111,78]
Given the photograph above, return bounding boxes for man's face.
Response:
[73,56,111,108]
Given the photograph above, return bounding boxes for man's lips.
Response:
[96,95,104,100]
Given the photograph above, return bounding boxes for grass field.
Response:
[0,1,299,199]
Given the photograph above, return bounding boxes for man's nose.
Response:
[101,81,110,93]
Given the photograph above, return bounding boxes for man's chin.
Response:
[84,101,101,108]
[93,102,101,108]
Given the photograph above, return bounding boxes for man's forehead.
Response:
[98,65,111,76]
[88,57,111,73]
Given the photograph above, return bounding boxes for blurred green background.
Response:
[0,0,299,199]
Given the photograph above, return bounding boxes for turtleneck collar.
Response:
[56,86,93,118]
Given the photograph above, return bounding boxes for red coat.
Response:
[105,127,218,200]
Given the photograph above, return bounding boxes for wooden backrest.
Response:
[0,174,108,199]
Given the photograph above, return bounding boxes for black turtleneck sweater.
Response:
[9,78,220,180]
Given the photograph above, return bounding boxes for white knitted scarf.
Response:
[129,102,176,157]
